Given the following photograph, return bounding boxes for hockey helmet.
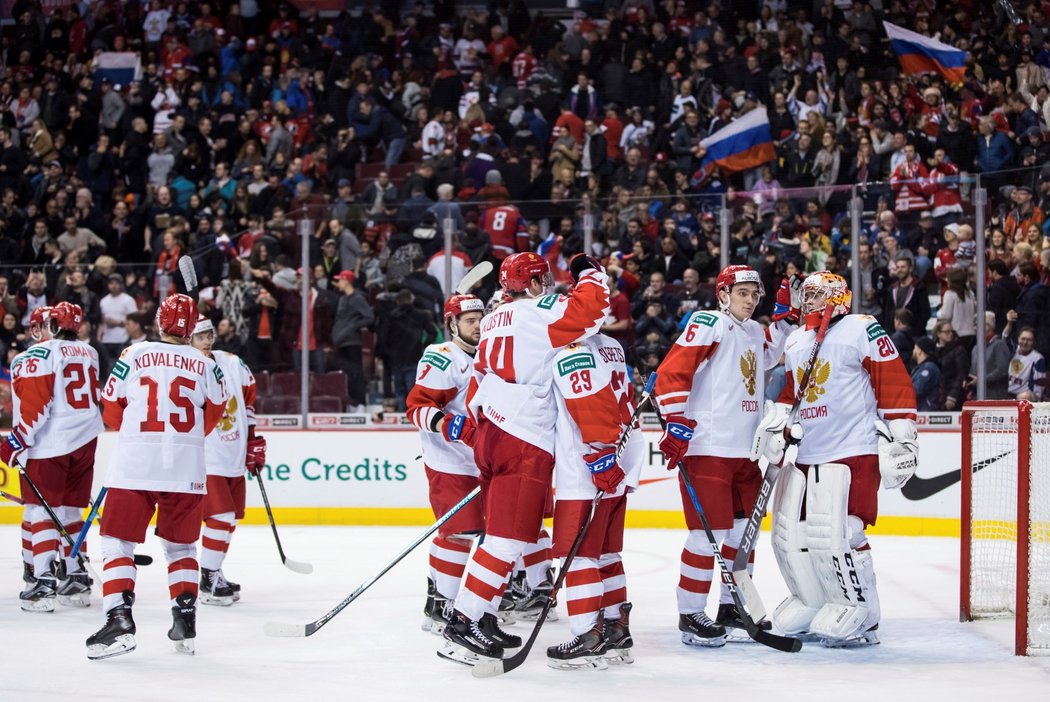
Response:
[443,294,485,325]
[157,293,198,338]
[49,302,84,332]
[192,314,215,336]
[800,271,852,317]
[715,264,764,311]
[28,305,51,329]
[499,252,553,294]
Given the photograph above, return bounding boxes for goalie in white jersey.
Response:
[653,265,797,647]
[3,302,103,612]
[548,333,645,669]
[190,315,263,606]
[753,272,918,647]
[87,293,228,660]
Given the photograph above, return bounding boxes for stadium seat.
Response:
[390,162,417,179]
[361,330,377,377]
[257,396,301,415]
[270,372,302,397]
[311,371,349,401]
[309,396,345,413]
[356,162,386,180]
[254,371,270,397]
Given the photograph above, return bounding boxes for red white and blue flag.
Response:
[883,22,967,85]
[697,107,775,177]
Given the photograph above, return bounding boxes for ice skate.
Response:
[20,563,35,596]
[679,612,727,648]
[199,568,235,607]
[217,570,240,601]
[19,575,57,613]
[821,623,880,649]
[603,602,634,664]
[478,612,521,649]
[86,591,136,660]
[422,577,437,632]
[497,570,528,625]
[716,602,771,641]
[514,568,558,621]
[437,611,504,666]
[57,571,92,607]
[428,594,453,636]
[168,593,197,655]
[547,624,608,671]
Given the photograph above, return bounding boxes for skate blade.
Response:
[421,617,433,633]
[497,610,517,626]
[547,655,609,671]
[821,631,880,649]
[428,619,448,636]
[603,648,634,665]
[436,641,498,667]
[20,598,56,613]
[199,593,235,607]
[681,632,726,648]
[515,608,558,622]
[87,634,136,660]
[172,638,196,655]
[58,593,92,608]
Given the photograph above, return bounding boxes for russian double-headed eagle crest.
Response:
[740,350,758,396]
[796,358,831,403]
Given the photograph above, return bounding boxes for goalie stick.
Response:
[472,374,658,679]
[455,261,493,295]
[651,406,802,654]
[257,475,313,574]
[729,303,835,618]
[264,485,482,637]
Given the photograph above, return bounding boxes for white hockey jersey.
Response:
[204,350,257,477]
[467,268,610,454]
[778,314,917,465]
[552,334,641,500]
[654,311,791,458]
[406,341,479,476]
[101,341,228,494]
[10,339,104,459]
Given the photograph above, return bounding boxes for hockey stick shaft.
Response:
[2,489,23,504]
[256,474,312,573]
[265,485,482,637]
[70,487,105,561]
[732,303,834,574]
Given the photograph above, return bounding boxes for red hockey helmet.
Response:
[499,252,553,293]
[49,302,84,332]
[157,293,198,338]
[716,264,764,299]
[443,294,484,325]
[28,306,51,329]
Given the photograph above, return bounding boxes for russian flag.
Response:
[698,107,775,176]
[883,22,967,85]
[93,52,142,88]
[537,233,571,284]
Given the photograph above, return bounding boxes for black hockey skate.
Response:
[168,593,197,655]
[679,612,727,648]
[199,568,235,607]
[437,611,504,666]
[603,602,634,664]
[422,577,437,632]
[19,575,57,613]
[497,570,528,625]
[86,591,136,660]
[217,570,240,601]
[716,602,771,641]
[478,613,522,649]
[57,571,92,608]
[428,595,454,635]
[547,622,608,670]
[514,567,558,622]
[21,562,34,596]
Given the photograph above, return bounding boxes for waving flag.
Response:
[93,52,143,88]
[697,107,775,177]
[537,233,571,284]
[883,22,967,85]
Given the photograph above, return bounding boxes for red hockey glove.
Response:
[584,446,626,493]
[246,436,267,475]
[659,415,696,469]
[772,275,804,324]
[440,414,477,448]
[0,429,28,468]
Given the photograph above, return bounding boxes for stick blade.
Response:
[133,554,154,566]
[455,261,493,295]
[264,621,308,637]
[470,659,509,678]
[753,628,803,653]
[283,558,313,574]
[177,255,198,292]
[733,570,768,622]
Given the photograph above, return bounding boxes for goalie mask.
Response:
[800,271,852,318]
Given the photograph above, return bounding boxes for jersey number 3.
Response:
[139,376,198,433]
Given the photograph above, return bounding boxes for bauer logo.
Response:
[421,351,451,371]
[111,360,130,380]
[557,353,596,375]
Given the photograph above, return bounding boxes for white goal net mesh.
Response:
[966,402,1050,655]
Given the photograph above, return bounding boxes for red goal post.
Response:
[960,400,1050,656]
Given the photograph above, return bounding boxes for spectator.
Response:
[938,268,978,350]
[213,318,244,357]
[1013,261,1050,357]
[934,321,970,411]
[911,336,942,411]
[892,309,916,369]
[98,273,138,376]
[602,272,634,350]
[1007,327,1047,401]
[966,312,1013,400]
[882,252,931,339]
[649,236,690,284]
[376,289,433,411]
[330,270,374,412]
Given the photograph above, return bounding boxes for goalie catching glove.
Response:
[584,445,625,493]
[874,419,918,489]
[751,400,802,464]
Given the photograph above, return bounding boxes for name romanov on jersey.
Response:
[134,351,207,375]
[481,309,513,332]
[60,345,96,359]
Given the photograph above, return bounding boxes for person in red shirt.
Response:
[553,108,585,145]
[487,25,519,69]
[480,204,526,259]
[512,45,537,88]
[602,105,625,162]
[602,271,634,348]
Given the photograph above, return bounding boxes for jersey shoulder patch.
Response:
[865,320,889,341]
[691,311,720,328]
[212,363,225,382]
[24,346,51,360]
[111,360,130,380]
[421,349,452,371]
[536,294,559,310]
[557,351,596,376]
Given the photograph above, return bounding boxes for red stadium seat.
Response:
[253,371,270,397]
[311,371,349,401]
[356,162,386,180]
[269,372,302,397]
[257,396,302,415]
[309,396,345,413]
[390,162,417,179]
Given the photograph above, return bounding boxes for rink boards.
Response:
[0,418,965,536]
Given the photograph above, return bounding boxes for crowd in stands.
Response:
[1,0,1049,418]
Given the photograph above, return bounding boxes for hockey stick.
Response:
[472,374,658,679]
[731,304,835,595]
[1,489,23,504]
[67,487,154,566]
[264,485,482,637]
[455,261,493,295]
[256,475,313,574]
[652,407,802,653]
[178,255,198,294]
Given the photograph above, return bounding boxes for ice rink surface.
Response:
[1,525,1047,702]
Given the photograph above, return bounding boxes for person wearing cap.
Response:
[910,335,942,411]
[330,270,374,412]
[1004,184,1045,240]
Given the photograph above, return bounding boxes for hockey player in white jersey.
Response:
[87,293,228,660]
[439,252,610,666]
[3,302,103,612]
[753,272,918,647]
[190,315,263,606]
[406,293,485,633]
[548,333,645,669]
[653,266,798,647]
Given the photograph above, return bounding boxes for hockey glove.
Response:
[771,275,804,324]
[875,419,918,489]
[246,436,267,475]
[569,253,603,283]
[440,414,477,448]
[584,445,626,493]
[0,428,27,468]
[659,415,696,469]
[751,401,802,464]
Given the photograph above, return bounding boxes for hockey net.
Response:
[960,401,1050,656]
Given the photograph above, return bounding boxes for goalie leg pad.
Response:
[770,464,825,635]
[805,464,879,643]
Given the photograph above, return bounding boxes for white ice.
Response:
[1,526,1047,701]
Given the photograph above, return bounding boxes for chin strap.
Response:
[450,320,478,354]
